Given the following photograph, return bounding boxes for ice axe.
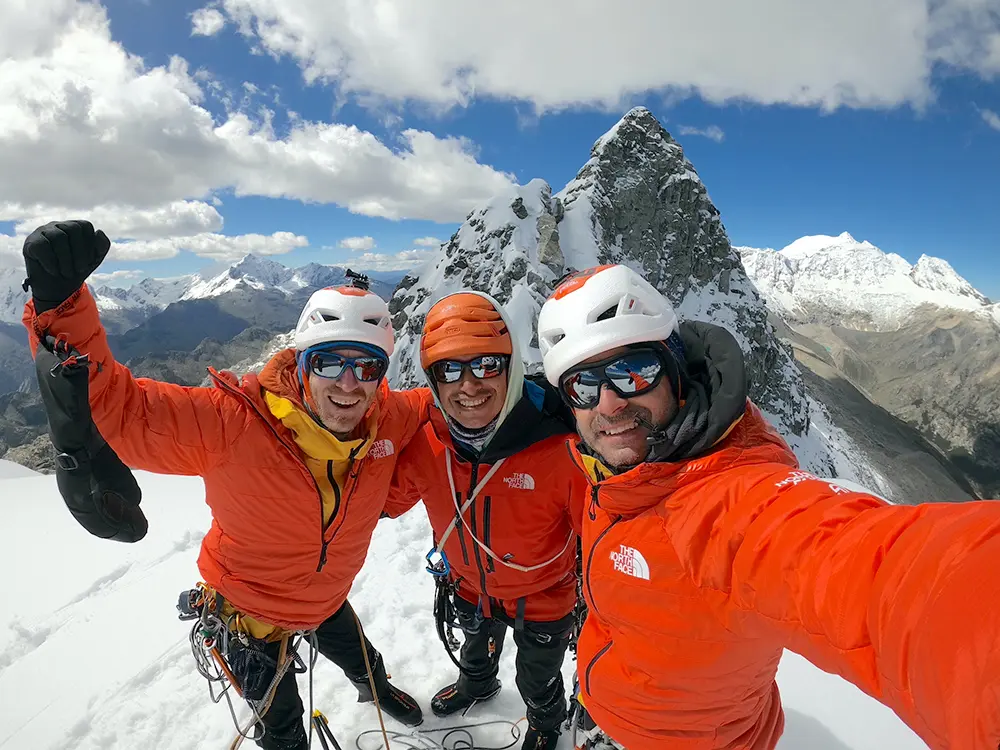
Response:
[34,333,147,543]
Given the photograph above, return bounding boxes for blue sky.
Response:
[2,0,998,298]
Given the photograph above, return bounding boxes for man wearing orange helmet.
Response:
[536,263,1000,750]
[19,221,433,750]
[383,291,587,750]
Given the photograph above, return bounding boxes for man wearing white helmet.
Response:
[20,221,434,750]
[537,264,1000,750]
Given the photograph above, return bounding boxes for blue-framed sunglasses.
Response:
[300,343,389,383]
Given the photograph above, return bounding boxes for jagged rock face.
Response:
[387,107,810,439]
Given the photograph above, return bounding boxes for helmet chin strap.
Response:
[634,414,669,446]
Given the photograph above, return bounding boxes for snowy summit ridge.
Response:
[388,107,811,442]
[738,232,994,331]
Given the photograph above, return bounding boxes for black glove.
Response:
[35,335,146,543]
[22,220,111,313]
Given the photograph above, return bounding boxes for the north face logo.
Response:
[368,440,394,460]
[610,545,650,580]
[503,473,535,490]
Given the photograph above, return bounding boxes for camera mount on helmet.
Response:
[345,268,370,291]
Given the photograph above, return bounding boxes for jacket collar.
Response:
[571,400,798,518]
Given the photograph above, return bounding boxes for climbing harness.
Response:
[176,583,309,749]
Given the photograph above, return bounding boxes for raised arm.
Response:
[22,221,244,476]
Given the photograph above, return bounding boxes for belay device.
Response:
[34,333,147,543]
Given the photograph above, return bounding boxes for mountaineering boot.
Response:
[430,679,502,717]
[521,727,561,750]
[351,653,423,727]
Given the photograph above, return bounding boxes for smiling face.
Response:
[306,347,380,438]
[572,345,678,470]
[436,361,508,429]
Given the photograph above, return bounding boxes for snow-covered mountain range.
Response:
[740,232,1000,500]
[738,232,998,331]
[0,254,399,326]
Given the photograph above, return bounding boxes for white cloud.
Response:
[0,234,22,265]
[191,7,226,37]
[109,231,308,262]
[216,0,1000,112]
[351,249,435,272]
[412,236,442,247]
[3,200,223,240]
[338,235,376,251]
[90,268,145,285]
[982,109,1000,131]
[677,125,725,143]
[0,0,515,229]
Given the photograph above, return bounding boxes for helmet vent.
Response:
[596,305,618,322]
[321,313,340,322]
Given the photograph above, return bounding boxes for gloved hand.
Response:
[22,220,111,312]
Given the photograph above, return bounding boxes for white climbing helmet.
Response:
[293,285,395,356]
[537,264,679,387]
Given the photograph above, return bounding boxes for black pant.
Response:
[452,595,574,732]
[252,600,380,750]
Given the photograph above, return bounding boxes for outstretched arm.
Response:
[24,285,243,476]
[667,467,1000,750]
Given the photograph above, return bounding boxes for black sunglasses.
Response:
[559,347,670,410]
[430,355,507,384]
[307,350,388,382]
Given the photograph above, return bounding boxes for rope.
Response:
[353,608,391,750]
[355,719,524,750]
[444,449,574,574]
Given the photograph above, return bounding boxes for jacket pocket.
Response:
[584,639,613,695]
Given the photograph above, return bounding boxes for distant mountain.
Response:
[738,232,996,331]
[1,254,401,329]
[740,233,1000,499]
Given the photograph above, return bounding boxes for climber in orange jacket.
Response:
[535,264,1000,750]
[20,221,433,750]
[383,292,587,750]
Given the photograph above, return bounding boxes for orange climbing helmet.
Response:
[420,292,513,370]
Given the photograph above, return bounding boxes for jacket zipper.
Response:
[209,373,330,572]
[325,460,342,529]
[319,444,367,570]
[483,495,495,573]
[584,640,613,695]
[467,462,491,601]
[584,486,620,620]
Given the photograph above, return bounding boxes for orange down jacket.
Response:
[23,286,433,631]
[572,399,1000,750]
[384,377,587,622]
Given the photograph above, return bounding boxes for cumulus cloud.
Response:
[90,268,146,285]
[109,231,308,262]
[0,0,515,230]
[677,125,725,143]
[339,235,376,251]
[983,109,1000,131]
[191,7,226,36]
[412,236,442,247]
[351,249,435,272]
[216,0,1000,112]
[3,200,224,240]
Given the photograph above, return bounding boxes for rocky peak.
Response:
[910,254,991,305]
[387,109,810,440]
[228,253,292,286]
